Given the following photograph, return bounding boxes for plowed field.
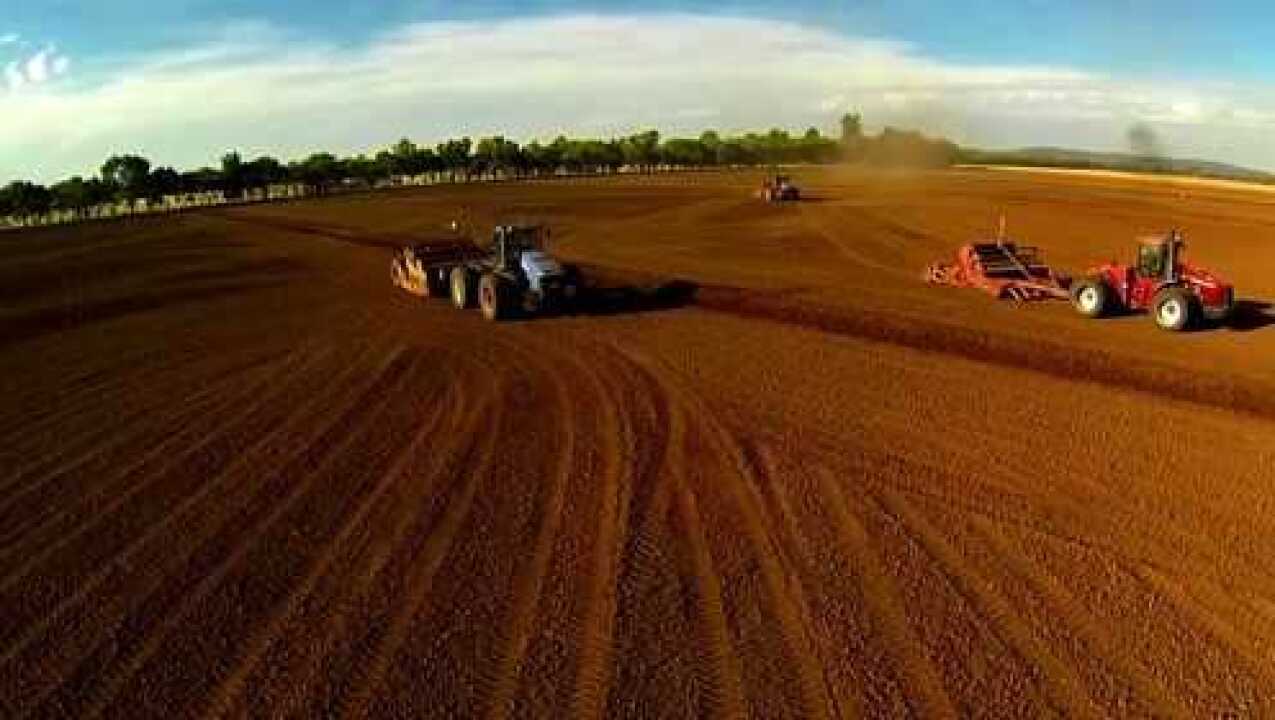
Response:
[4,167,1275,718]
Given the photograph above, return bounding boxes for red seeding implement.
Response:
[924,223,1070,302]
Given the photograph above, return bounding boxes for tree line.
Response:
[0,114,960,224]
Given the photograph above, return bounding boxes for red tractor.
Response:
[1069,230,1234,331]
[757,174,800,202]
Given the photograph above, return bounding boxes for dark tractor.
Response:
[447,225,581,321]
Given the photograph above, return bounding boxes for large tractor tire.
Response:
[450,267,476,309]
[1070,278,1110,318]
[479,273,513,321]
[561,265,582,309]
[1152,286,1199,331]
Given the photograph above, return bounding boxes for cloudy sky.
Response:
[3,1,1275,183]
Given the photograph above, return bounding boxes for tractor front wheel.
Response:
[479,273,512,321]
[1070,278,1109,318]
[1152,287,1198,331]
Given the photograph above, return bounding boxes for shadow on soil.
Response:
[1226,300,1275,332]
[572,280,699,316]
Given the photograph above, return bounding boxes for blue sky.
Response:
[10,1,1274,78]
[4,1,1275,182]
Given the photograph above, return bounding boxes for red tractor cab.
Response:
[1069,230,1234,331]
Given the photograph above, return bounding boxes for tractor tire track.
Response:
[0,344,402,710]
[875,489,1104,719]
[199,368,471,719]
[968,518,1191,718]
[672,454,748,720]
[568,350,637,720]
[0,349,274,508]
[1133,566,1275,713]
[813,468,956,719]
[740,443,862,720]
[0,346,313,564]
[0,342,348,650]
[483,364,576,720]
[65,352,437,720]
[334,391,508,719]
[688,405,834,720]
[604,350,700,718]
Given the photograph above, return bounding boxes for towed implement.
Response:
[391,240,483,298]
[925,239,1070,302]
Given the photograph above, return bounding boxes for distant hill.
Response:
[957,146,1275,184]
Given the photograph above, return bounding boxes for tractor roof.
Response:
[1136,233,1184,246]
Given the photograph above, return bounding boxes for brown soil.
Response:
[3,167,1275,718]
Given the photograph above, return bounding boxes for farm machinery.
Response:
[1069,230,1233,331]
[926,225,1235,331]
[392,224,580,321]
[757,174,800,202]
[924,224,1070,302]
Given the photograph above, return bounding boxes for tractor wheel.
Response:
[478,273,511,321]
[1152,287,1198,331]
[1070,278,1109,318]
[561,265,581,310]
[423,268,446,298]
[450,267,475,309]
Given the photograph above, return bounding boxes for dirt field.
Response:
[3,167,1275,718]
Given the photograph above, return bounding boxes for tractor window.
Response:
[1137,243,1165,278]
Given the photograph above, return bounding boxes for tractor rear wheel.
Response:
[1070,278,1110,318]
[479,273,511,321]
[450,267,475,309]
[1152,287,1198,331]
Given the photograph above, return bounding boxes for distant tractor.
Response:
[757,174,800,203]
[394,224,580,321]
[1069,230,1234,331]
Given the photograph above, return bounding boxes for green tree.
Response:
[474,136,524,175]
[51,176,93,218]
[291,153,342,194]
[147,167,182,202]
[436,138,473,177]
[100,154,152,209]
[245,156,287,190]
[620,130,660,169]
[1,181,54,223]
[221,151,245,198]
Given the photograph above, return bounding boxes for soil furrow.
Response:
[334,395,507,719]
[813,468,956,719]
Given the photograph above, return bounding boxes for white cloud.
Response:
[3,44,70,93]
[4,14,1275,183]
[4,61,24,90]
[25,49,51,84]
[0,33,18,45]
